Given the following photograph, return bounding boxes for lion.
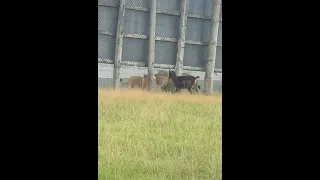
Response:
[127,76,144,89]
[123,74,156,90]
[154,70,200,93]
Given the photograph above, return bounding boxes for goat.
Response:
[182,73,200,93]
[168,69,199,94]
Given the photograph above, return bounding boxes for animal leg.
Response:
[188,88,193,94]
[195,86,199,93]
[173,87,176,93]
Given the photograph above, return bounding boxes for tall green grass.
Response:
[98,89,222,180]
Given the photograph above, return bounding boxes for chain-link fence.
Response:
[98,0,222,92]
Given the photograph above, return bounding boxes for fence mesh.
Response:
[98,0,222,91]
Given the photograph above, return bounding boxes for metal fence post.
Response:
[113,0,126,89]
[175,0,188,76]
[148,0,157,90]
[204,0,221,94]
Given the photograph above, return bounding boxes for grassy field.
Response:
[98,89,222,180]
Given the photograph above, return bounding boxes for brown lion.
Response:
[125,74,156,90]
[127,76,144,89]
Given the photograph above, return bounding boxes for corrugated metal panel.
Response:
[184,44,207,67]
[217,22,222,47]
[186,17,210,42]
[215,46,222,69]
[98,0,119,6]
[156,14,179,38]
[122,37,148,63]
[98,64,113,78]
[183,44,221,69]
[155,41,177,64]
[98,34,116,60]
[125,0,149,9]
[157,0,180,12]
[188,0,212,18]
[120,66,148,78]
[98,6,118,34]
[124,9,149,35]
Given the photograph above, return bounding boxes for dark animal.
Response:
[182,73,200,93]
[168,69,200,94]
[161,78,200,93]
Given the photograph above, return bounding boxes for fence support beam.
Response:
[204,0,221,94]
[113,0,126,89]
[175,0,188,76]
[148,0,157,90]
